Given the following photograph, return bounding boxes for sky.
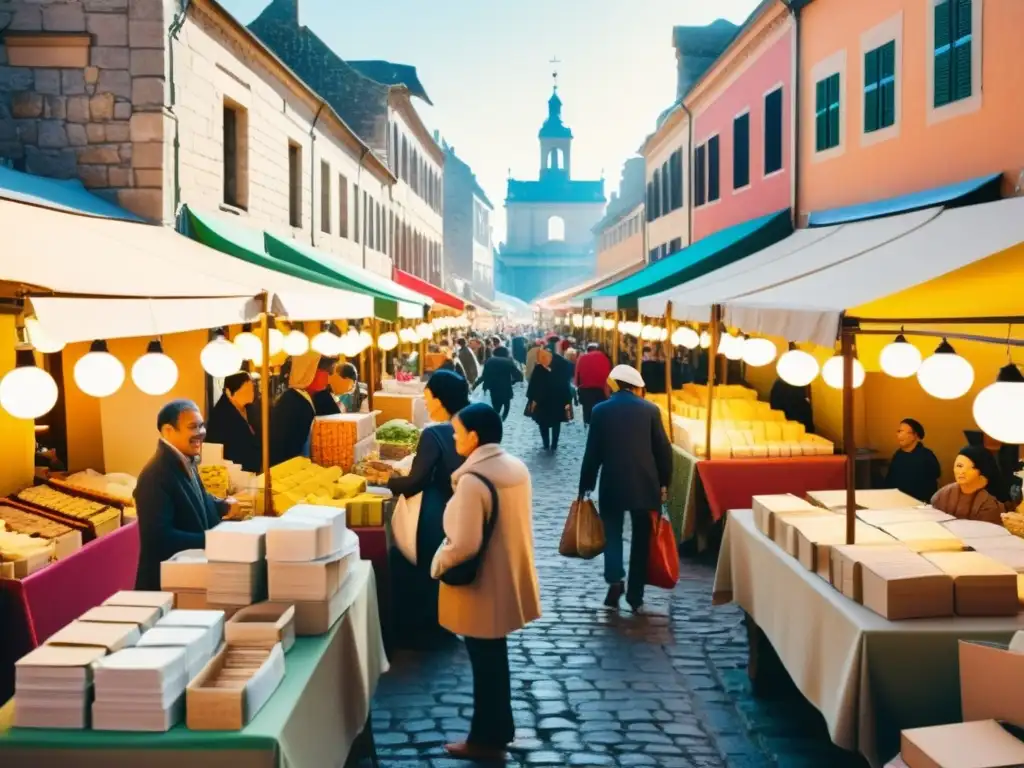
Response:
[220,0,764,243]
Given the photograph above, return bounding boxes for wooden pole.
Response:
[664,301,675,444]
[259,293,272,516]
[842,326,857,545]
[368,318,379,411]
[704,305,721,461]
[612,310,620,366]
[419,311,428,377]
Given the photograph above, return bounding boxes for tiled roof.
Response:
[348,60,432,105]
[506,178,605,205]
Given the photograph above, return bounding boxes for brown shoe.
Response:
[444,741,507,761]
[603,581,624,608]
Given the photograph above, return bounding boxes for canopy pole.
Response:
[259,293,272,517]
[664,301,674,445]
[420,311,428,377]
[613,310,621,366]
[368,318,378,411]
[704,305,721,461]
[842,325,856,545]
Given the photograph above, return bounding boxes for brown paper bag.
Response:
[559,498,606,559]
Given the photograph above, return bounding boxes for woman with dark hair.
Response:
[526,347,573,451]
[474,346,523,421]
[268,352,337,466]
[324,361,364,413]
[931,445,1007,524]
[886,418,941,502]
[205,371,261,473]
[387,370,470,648]
[432,402,540,761]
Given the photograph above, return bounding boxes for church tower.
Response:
[539,87,572,180]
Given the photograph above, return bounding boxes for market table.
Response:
[0,521,139,705]
[352,525,393,652]
[667,446,699,546]
[713,509,1024,767]
[0,560,388,768]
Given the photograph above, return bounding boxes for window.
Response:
[669,237,682,254]
[764,88,783,174]
[815,73,841,151]
[339,174,348,238]
[319,161,331,234]
[547,215,565,242]
[288,141,302,228]
[864,41,896,132]
[353,184,360,244]
[222,102,247,209]
[707,135,720,202]
[669,150,683,210]
[392,124,399,171]
[661,160,670,215]
[652,169,661,218]
[646,182,654,222]
[693,144,707,206]
[401,137,408,180]
[934,0,972,107]
[732,113,751,190]
[649,247,659,262]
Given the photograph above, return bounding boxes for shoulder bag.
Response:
[440,472,500,586]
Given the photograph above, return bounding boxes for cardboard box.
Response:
[103,590,174,617]
[161,550,208,591]
[940,519,1012,542]
[173,590,209,611]
[290,578,351,635]
[773,511,838,554]
[878,522,965,553]
[829,544,913,601]
[808,489,923,511]
[224,603,296,652]
[204,517,277,563]
[860,555,954,620]
[789,517,896,579]
[206,560,267,605]
[267,549,356,602]
[185,643,285,731]
[79,605,161,631]
[751,494,820,538]
[856,508,954,527]
[900,720,1024,768]
[959,638,1024,726]
[922,552,1019,617]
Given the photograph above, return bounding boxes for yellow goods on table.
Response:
[198,465,229,499]
[311,413,377,471]
[264,458,371,515]
[15,485,120,539]
[345,494,384,527]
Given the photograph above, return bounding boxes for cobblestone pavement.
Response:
[364,391,869,767]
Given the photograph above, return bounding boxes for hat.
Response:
[610,365,645,389]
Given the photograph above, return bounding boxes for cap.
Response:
[609,365,645,389]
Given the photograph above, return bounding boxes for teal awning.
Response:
[588,209,792,311]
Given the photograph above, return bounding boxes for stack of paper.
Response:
[137,626,218,680]
[156,609,226,650]
[205,518,276,611]
[92,646,189,732]
[808,489,924,511]
[102,591,174,617]
[205,517,278,563]
[281,505,347,555]
[78,605,162,631]
[161,549,209,609]
[14,645,106,728]
[268,528,359,601]
[46,620,141,653]
[206,561,267,607]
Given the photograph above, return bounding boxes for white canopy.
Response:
[724,196,1024,346]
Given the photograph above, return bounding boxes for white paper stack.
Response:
[205,517,278,563]
[137,626,218,681]
[156,609,226,650]
[46,620,141,653]
[78,605,162,631]
[161,549,209,608]
[102,591,174,617]
[14,644,107,729]
[206,560,267,607]
[281,505,347,556]
[267,529,360,602]
[266,518,331,562]
[92,646,189,732]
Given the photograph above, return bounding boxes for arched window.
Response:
[547,147,563,170]
[547,215,565,242]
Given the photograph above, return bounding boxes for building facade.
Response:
[441,141,495,300]
[496,85,605,302]
[593,156,645,275]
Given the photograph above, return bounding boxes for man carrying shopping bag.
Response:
[578,365,673,612]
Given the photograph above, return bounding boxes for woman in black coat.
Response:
[387,370,469,649]
[268,352,337,466]
[205,372,261,473]
[526,347,573,451]
[473,346,523,421]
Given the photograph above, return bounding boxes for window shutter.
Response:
[880,41,896,128]
[764,88,783,174]
[694,145,706,206]
[671,150,683,210]
[815,79,828,151]
[934,1,952,107]
[864,49,880,133]
[733,114,750,189]
[707,136,720,201]
[661,160,671,214]
[652,169,661,218]
[827,75,841,148]
[954,0,972,100]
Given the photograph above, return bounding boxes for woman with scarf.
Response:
[268,351,338,466]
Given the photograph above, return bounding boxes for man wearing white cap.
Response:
[578,365,673,612]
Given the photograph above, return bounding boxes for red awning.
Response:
[392,268,465,311]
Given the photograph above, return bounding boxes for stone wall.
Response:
[0,0,166,219]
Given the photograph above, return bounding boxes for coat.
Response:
[133,441,226,591]
[526,358,573,427]
[205,395,261,473]
[433,444,541,639]
[579,390,673,512]
[268,388,316,467]
[457,346,480,385]
[477,356,524,402]
[931,483,1005,525]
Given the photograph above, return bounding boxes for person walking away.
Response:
[456,337,480,386]
[432,403,541,761]
[387,370,469,648]
[512,335,528,367]
[474,346,523,420]
[525,339,543,381]
[579,365,673,612]
[575,343,612,427]
[526,347,573,451]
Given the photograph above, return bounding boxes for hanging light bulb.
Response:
[233,329,262,362]
[358,330,373,352]
[700,331,711,349]
[131,339,178,396]
[776,347,819,387]
[821,355,866,390]
[571,313,583,328]
[416,322,433,341]
[918,339,974,400]
[282,329,310,357]
[717,332,736,358]
[724,334,746,361]
[583,315,594,329]
[879,333,922,378]
[74,340,125,398]
[311,325,340,356]
[267,327,285,356]
[339,329,362,357]
[201,332,243,377]
[25,316,65,355]
[973,364,1024,444]
[399,327,419,344]
[603,318,616,331]
[378,331,399,351]
[671,327,700,349]
[0,347,58,419]
[741,337,777,367]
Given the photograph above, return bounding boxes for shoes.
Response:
[626,596,644,614]
[444,741,508,761]
[603,581,624,608]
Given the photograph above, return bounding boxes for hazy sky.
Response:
[220,0,763,241]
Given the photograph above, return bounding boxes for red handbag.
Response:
[646,510,679,589]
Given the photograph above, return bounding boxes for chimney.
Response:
[673,19,738,99]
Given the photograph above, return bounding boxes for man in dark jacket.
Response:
[133,400,238,590]
[456,337,480,386]
[474,346,524,420]
[579,365,672,612]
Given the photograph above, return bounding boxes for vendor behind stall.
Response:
[134,400,239,590]
[205,371,260,473]
[931,445,1006,524]
[885,418,941,503]
[269,351,337,466]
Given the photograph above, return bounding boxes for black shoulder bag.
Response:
[440,472,500,586]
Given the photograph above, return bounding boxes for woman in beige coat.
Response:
[431,403,541,761]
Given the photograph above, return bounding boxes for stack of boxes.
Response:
[203,517,276,615]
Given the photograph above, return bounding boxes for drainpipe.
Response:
[787,1,803,227]
[309,101,325,246]
[167,0,193,221]
[680,101,695,245]
[355,147,368,269]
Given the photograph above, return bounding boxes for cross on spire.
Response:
[549,56,561,90]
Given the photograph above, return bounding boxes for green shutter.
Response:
[864,49,879,133]
[880,41,896,128]
[827,74,841,149]
[815,79,827,151]
[954,0,973,100]
[934,1,952,107]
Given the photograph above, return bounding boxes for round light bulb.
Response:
[339,330,361,357]
[603,318,616,331]
[200,334,243,377]
[74,341,125,398]
[233,331,262,362]
[311,330,340,356]
[776,348,819,387]
[358,330,373,352]
[378,331,399,351]
[282,330,310,357]
[131,341,178,396]
[917,341,974,400]
[879,335,922,378]
[972,364,1024,444]
[0,350,58,419]
[25,317,65,355]
[821,355,866,390]
[699,331,711,349]
[741,338,777,367]
[723,334,745,361]
[416,322,433,341]
[399,328,419,344]
[267,328,285,356]
[672,327,700,349]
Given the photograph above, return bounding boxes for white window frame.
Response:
[810,49,848,164]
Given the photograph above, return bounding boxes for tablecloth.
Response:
[0,560,388,768]
[713,510,1024,767]
[697,456,847,522]
[667,446,698,545]
[0,521,139,705]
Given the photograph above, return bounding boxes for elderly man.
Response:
[579,365,672,612]
[134,399,239,590]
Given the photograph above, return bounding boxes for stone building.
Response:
[593,156,645,276]
[440,141,495,301]
[495,83,605,303]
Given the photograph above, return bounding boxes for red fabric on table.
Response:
[352,526,392,653]
[696,456,847,522]
[353,526,386,569]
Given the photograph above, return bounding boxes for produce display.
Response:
[311,413,378,471]
[354,459,395,486]
[198,464,230,499]
[376,419,420,460]
[15,485,121,539]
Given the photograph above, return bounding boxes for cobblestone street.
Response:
[367,392,869,767]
